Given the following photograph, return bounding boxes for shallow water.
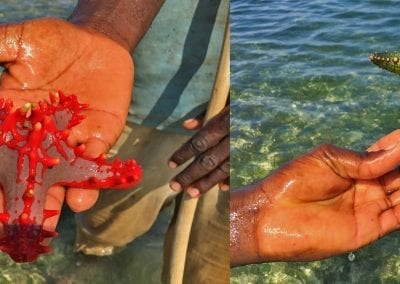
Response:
[231,0,400,282]
[0,1,169,283]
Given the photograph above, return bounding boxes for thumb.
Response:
[0,22,22,63]
[0,22,35,91]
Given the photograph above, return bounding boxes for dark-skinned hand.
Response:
[0,18,134,232]
[231,129,400,267]
[169,105,229,198]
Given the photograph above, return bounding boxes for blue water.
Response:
[231,0,400,282]
[0,1,169,283]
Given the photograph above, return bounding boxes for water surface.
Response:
[231,0,400,282]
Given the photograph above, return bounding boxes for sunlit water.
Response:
[231,0,400,283]
[0,1,169,283]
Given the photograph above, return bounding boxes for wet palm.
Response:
[0,18,133,148]
[0,18,134,229]
[256,140,400,262]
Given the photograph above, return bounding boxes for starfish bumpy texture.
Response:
[370,51,400,75]
[0,91,142,262]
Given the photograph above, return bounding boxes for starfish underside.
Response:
[0,91,142,262]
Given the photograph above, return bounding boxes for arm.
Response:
[68,0,165,52]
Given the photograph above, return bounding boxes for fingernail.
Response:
[184,118,196,124]
[183,118,199,129]
[170,181,181,192]
[168,161,177,169]
[220,184,230,191]
[187,187,200,198]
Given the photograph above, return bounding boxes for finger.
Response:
[220,177,230,191]
[314,143,400,180]
[358,145,400,178]
[65,188,99,213]
[378,168,400,194]
[182,110,206,130]
[186,159,230,198]
[353,197,397,247]
[66,107,126,157]
[0,23,21,63]
[67,121,112,157]
[66,188,99,212]
[65,134,106,212]
[0,23,28,89]
[367,129,400,152]
[169,107,229,167]
[389,190,400,207]
[182,117,203,130]
[170,136,229,191]
[378,195,400,237]
[0,186,5,235]
[379,207,400,237]
[0,187,4,212]
[42,185,65,231]
[39,185,65,248]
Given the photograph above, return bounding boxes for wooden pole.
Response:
[168,18,230,284]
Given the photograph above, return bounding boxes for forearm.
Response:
[68,0,165,52]
[230,182,267,267]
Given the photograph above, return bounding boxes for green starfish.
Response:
[370,51,400,75]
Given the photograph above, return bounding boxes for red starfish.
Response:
[0,91,142,262]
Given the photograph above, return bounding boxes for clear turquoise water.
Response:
[0,1,169,283]
[231,0,400,283]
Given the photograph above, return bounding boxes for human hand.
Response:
[0,18,134,231]
[168,106,229,198]
[231,131,400,266]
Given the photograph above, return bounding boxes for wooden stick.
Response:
[168,19,230,284]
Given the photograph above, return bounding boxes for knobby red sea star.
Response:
[370,51,400,75]
[0,91,142,262]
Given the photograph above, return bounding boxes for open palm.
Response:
[256,133,400,261]
[0,18,134,231]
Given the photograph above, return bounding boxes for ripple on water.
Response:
[232,0,400,281]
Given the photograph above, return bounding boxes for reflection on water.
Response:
[231,0,400,282]
[0,1,168,283]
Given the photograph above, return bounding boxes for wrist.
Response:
[68,0,164,52]
[230,182,267,267]
[68,17,131,52]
